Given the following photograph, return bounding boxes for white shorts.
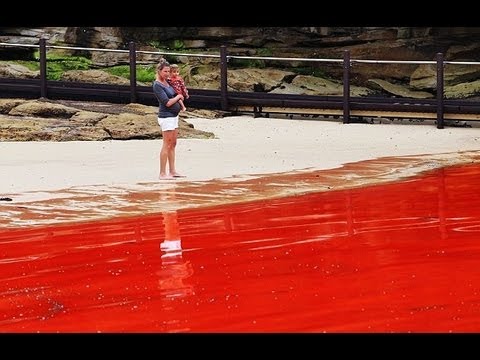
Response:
[158,116,179,131]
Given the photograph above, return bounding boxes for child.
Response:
[167,64,189,112]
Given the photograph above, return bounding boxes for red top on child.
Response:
[167,64,189,99]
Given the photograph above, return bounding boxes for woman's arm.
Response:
[166,94,184,107]
[154,82,184,108]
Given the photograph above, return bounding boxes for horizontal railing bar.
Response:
[2,42,480,66]
[136,50,220,58]
[228,55,343,63]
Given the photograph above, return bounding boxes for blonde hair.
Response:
[170,64,179,70]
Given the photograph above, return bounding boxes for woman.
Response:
[153,61,185,179]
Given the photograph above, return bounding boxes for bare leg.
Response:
[169,129,183,177]
[179,100,187,112]
[159,130,175,179]
[167,144,175,175]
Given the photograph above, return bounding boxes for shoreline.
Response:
[1,115,480,227]
[1,149,479,228]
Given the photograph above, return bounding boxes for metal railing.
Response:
[1,40,480,129]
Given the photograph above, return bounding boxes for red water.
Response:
[1,164,480,332]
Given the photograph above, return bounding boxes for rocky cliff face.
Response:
[2,27,480,61]
[2,27,480,98]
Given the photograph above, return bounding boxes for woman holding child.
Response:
[153,60,185,179]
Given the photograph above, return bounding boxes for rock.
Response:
[123,103,157,115]
[0,98,217,141]
[8,100,79,118]
[70,111,108,124]
[0,62,39,79]
[0,98,25,114]
[411,63,480,90]
[368,79,434,99]
[445,80,480,99]
[98,113,160,140]
[290,75,371,96]
[61,70,132,86]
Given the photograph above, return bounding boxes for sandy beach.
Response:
[1,115,480,194]
[1,115,480,227]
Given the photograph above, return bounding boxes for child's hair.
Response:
[156,60,170,72]
[170,64,179,70]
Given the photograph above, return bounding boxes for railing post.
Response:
[436,52,444,129]
[220,45,228,111]
[39,38,47,99]
[129,41,137,103]
[343,50,351,124]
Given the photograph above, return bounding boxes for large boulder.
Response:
[0,99,217,141]
[410,63,480,90]
[0,62,39,79]
[8,100,79,118]
[368,79,434,99]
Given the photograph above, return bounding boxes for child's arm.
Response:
[181,80,189,99]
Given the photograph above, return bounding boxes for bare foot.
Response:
[159,174,175,180]
[169,172,186,178]
[181,107,187,112]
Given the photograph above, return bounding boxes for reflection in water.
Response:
[158,211,194,299]
[160,212,182,257]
